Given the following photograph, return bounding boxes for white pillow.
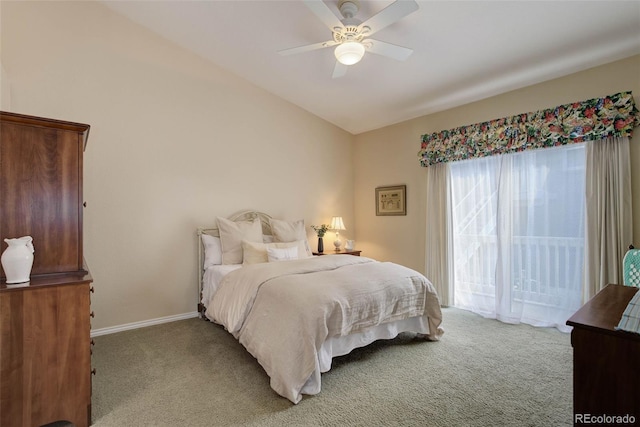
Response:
[267,246,299,262]
[242,240,301,265]
[217,217,263,265]
[201,234,222,268]
[269,218,313,257]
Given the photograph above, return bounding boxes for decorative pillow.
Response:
[201,234,222,268]
[217,217,263,265]
[262,235,275,243]
[242,240,301,265]
[269,218,313,257]
[267,246,299,262]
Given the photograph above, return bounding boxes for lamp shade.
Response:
[334,42,365,65]
[330,216,346,231]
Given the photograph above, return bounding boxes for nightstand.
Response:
[313,250,361,256]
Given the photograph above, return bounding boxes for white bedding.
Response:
[201,264,242,306]
[204,255,443,404]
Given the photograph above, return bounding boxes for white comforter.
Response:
[205,255,443,403]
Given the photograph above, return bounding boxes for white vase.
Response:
[1,236,35,284]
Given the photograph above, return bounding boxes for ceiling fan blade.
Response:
[303,0,344,31]
[278,40,337,56]
[359,0,419,36]
[332,61,348,79]
[364,39,413,61]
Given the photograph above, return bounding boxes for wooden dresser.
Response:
[566,284,640,424]
[0,112,94,427]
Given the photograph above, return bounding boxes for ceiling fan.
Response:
[278,0,419,78]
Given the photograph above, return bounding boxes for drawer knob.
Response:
[91,368,97,375]
[90,311,95,318]
[90,286,95,293]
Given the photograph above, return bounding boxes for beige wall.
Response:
[354,55,640,275]
[1,1,355,330]
[0,63,9,109]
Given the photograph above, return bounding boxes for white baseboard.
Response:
[90,311,200,337]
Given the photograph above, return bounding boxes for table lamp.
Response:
[330,216,346,251]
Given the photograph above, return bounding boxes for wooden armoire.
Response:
[0,111,94,427]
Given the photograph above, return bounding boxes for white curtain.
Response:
[424,163,453,306]
[583,136,633,301]
[449,145,586,332]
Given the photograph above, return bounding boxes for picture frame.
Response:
[375,185,406,216]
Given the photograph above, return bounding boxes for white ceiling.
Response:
[102,0,640,135]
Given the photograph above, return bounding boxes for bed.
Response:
[197,210,444,404]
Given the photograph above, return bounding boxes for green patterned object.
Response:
[623,249,640,287]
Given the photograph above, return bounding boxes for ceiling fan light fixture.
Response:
[334,41,365,65]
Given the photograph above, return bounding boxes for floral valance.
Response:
[418,91,638,167]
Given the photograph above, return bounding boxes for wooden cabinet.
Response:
[0,111,93,427]
[0,111,89,277]
[566,284,640,423]
[0,274,93,427]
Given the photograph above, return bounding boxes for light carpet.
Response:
[91,307,573,426]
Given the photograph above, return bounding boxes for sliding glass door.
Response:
[449,145,585,331]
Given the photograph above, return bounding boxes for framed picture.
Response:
[375,185,406,216]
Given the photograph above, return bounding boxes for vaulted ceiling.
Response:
[102,1,640,134]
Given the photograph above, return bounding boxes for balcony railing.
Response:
[454,234,584,309]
